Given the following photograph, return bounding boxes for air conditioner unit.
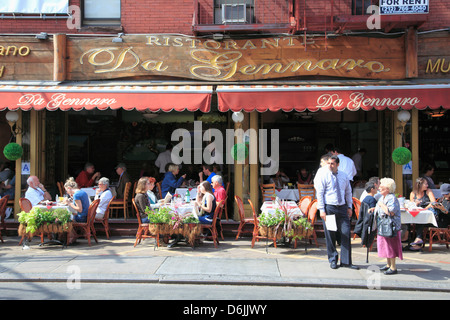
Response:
[222,4,246,23]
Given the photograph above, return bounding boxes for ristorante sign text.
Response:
[69,35,406,81]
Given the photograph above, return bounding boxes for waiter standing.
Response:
[314,155,359,270]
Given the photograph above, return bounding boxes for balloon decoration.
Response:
[3,142,23,161]
[392,147,411,165]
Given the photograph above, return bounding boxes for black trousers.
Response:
[322,204,352,265]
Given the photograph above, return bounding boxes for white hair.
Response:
[380,177,396,194]
[98,177,110,187]
[211,175,223,185]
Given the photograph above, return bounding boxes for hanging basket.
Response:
[259,226,283,239]
[3,142,23,161]
[392,147,411,165]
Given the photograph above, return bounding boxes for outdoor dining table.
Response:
[81,186,116,198]
[401,208,438,227]
[175,188,198,200]
[25,203,74,248]
[260,200,303,216]
[275,188,299,201]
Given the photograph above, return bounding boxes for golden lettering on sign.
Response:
[0,45,31,79]
[425,58,450,74]
[79,36,392,80]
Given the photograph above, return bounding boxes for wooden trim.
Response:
[405,27,418,78]
[53,33,67,82]
[411,108,419,183]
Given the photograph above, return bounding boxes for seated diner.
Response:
[63,177,90,223]
[94,177,114,220]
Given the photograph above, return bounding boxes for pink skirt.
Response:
[377,231,403,260]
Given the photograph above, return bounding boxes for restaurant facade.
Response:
[0,0,449,220]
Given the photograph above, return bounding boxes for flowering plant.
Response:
[145,206,173,224]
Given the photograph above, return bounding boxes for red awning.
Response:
[217,84,450,112]
[0,85,212,112]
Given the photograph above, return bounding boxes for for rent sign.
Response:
[380,0,429,14]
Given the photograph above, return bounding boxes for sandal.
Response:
[410,240,424,246]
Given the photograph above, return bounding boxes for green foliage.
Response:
[258,208,285,227]
[18,207,72,233]
[146,206,173,224]
[3,142,23,161]
[392,147,411,165]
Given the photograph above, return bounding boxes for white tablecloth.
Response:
[275,189,299,201]
[81,187,116,198]
[33,204,75,214]
[353,187,365,199]
[160,203,197,216]
[175,188,198,200]
[401,209,438,227]
[260,201,303,216]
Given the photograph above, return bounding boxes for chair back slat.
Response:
[247,199,259,229]
[19,198,32,213]
[307,199,318,224]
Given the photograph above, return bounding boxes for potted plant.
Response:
[258,208,285,239]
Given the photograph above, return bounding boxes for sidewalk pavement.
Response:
[1,235,449,292]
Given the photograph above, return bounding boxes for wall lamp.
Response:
[35,32,48,40]
[112,33,124,43]
[5,111,23,136]
[397,110,411,135]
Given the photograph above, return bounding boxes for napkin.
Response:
[408,210,421,217]
[163,192,172,204]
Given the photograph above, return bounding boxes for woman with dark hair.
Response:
[195,181,217,224]
[409,177,437,250]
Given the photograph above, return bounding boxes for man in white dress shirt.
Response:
[25,176,52,206]
[331,147,357,182]
[314,155,358,270]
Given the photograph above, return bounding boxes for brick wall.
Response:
[0,0,447,35]
[420,0,450,31]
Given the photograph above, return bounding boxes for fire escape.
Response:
[192,0,428,40]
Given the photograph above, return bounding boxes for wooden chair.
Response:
[352,197,362,240]
[297,183,315,199]
[0,195,9,243]
[298,196,312,215]
[109,182,132,220]
[223,182,230,220]
[131,181,138,216]
[72,199,100,246]
[248,198,278,248]
[19,197,32,213]
[200,200,224,248]
[427,226,450,252]
[260,183,276,201]
[94,196,115,239]
[217,197,227,240]
[18,198,41,245]
[295,199,319,248]
[156,182,163,199]
[56,181,65,196]
[132,199,158,247]
[234,195,255,240]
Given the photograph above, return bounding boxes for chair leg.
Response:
[134,227,142,247]
[103,222,110,239]
[235,222,244,240]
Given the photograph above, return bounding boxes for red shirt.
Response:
[214,185,227,205]
[75,170,95,188]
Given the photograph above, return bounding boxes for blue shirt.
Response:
[314,168,352,213]
[161,172,185,198]
[73,190,90,222]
